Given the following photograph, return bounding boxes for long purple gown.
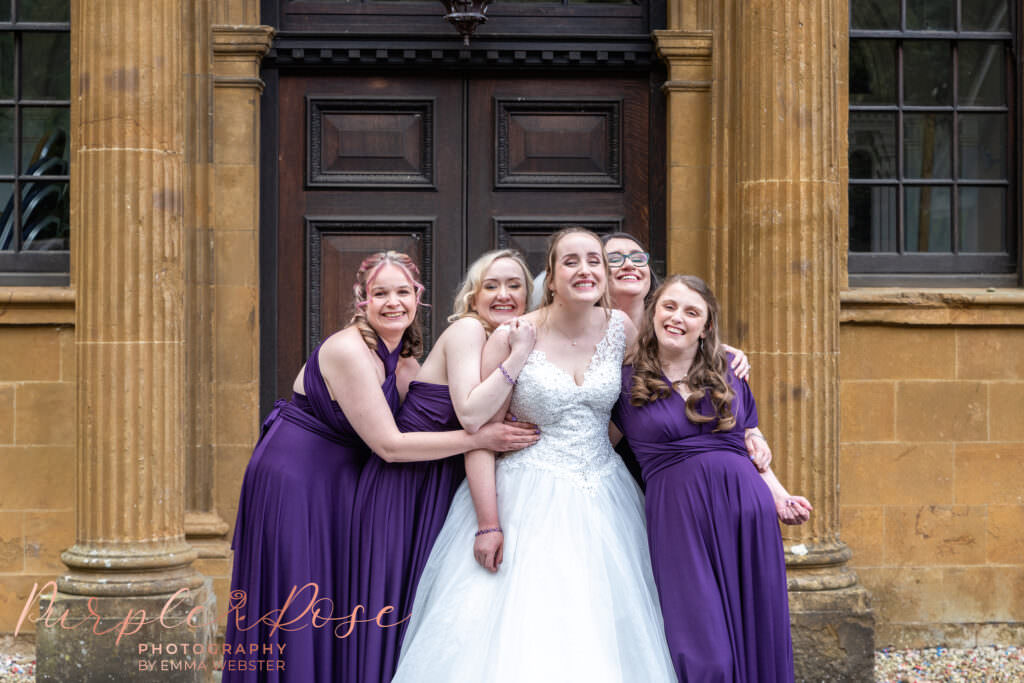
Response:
[612,364,794,683]
[224,338,401,682]
[346,380,465,683]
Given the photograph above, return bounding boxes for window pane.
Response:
[0,33,11,99]
[19,0,71,22]
[959,113,1006,180]
[905,186,951,252]
[21,107,68,174]
[22,32,69,100]
[906,0,954,30]
[959,42,1006,106]
[850,185,898,252]
[958,187,1005,252]
[22,180,67,250]
[849,112,897,178]
[904,41,952,105]
[0,3,9,21]
[851,40,896,104]
[0,181,13,250]
[0,106,12,175]
[962,0,1009,32]
[904,113,952,179]
[851,0,899,29]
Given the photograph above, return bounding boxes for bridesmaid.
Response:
[346,249,537,683]
[612,274,811,683]
[224,251,539,683]
[600,232,754,489]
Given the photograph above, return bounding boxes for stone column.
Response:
[36,2,214,681]
[655,30,714,281]
[709,0,874,679]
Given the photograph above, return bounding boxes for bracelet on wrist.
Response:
[498,363,516,386]
[475,527,503,537]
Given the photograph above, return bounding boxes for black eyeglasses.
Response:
[606,251,650,268]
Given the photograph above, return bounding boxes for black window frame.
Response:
[0,2,70,287]
[848,0,1020,287]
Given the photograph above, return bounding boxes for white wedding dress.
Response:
[392,310,675,683]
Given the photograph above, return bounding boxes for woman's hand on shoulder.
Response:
[722,344,751,381]
[507,317,537,356]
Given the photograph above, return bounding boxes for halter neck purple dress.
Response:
[224,337,401,682]
[345,380,465,683]
[612,364,794,683]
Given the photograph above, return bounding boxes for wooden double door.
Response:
[274,73,652,398]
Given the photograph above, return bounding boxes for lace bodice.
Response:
[499,310,626,493]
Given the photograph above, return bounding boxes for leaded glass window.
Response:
[849,0,1017,284]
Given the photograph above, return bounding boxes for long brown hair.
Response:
[629,274,736,431]
[348,251,425,358]
[538,227,612,310]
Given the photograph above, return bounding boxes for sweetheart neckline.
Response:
[525,312,619,388]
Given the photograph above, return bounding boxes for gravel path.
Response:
[2,646,1022,681]
[875,646,1023,682]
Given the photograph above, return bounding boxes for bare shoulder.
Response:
[612,307,638,348]
[319,326,369,363]
[516,309,545,326]
[444,316,488,344]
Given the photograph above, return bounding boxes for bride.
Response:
[392,228,675,682]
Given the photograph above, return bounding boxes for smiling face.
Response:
[365,263,418,337]
[473,257,528,327]
[652,282,709,356]
[549,232,607,305]
[604,236,651,301]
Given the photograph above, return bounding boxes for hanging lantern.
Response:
[439,0,492,46]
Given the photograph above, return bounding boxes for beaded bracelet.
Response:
[498,363,516,386]
[475,527,503,537]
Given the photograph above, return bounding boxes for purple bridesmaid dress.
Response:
[345,380,465,683]
[613,363,794,683]
[224,338,401,682]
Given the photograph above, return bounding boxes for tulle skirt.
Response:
[392,459,676,683]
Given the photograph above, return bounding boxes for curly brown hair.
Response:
[348,251,425,358]
[629,274,736,431]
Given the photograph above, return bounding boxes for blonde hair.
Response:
[448,249,533,334]
[538,227,612,310]
[629,275,736,431]
[348,251,425,358]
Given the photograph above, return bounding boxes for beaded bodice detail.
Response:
[499,310,626,493]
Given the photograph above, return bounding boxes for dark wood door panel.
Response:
[274,73,651,400]
[466,75,649,260]
[277,75,463,398]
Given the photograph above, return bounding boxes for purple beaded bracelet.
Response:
[498,363,516,386]
[475,527,503,537]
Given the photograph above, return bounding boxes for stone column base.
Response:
[790,584,875,682]
[36,578,216,683]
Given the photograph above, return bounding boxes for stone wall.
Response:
[0,292,74,634]
[839,292,1024,647]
